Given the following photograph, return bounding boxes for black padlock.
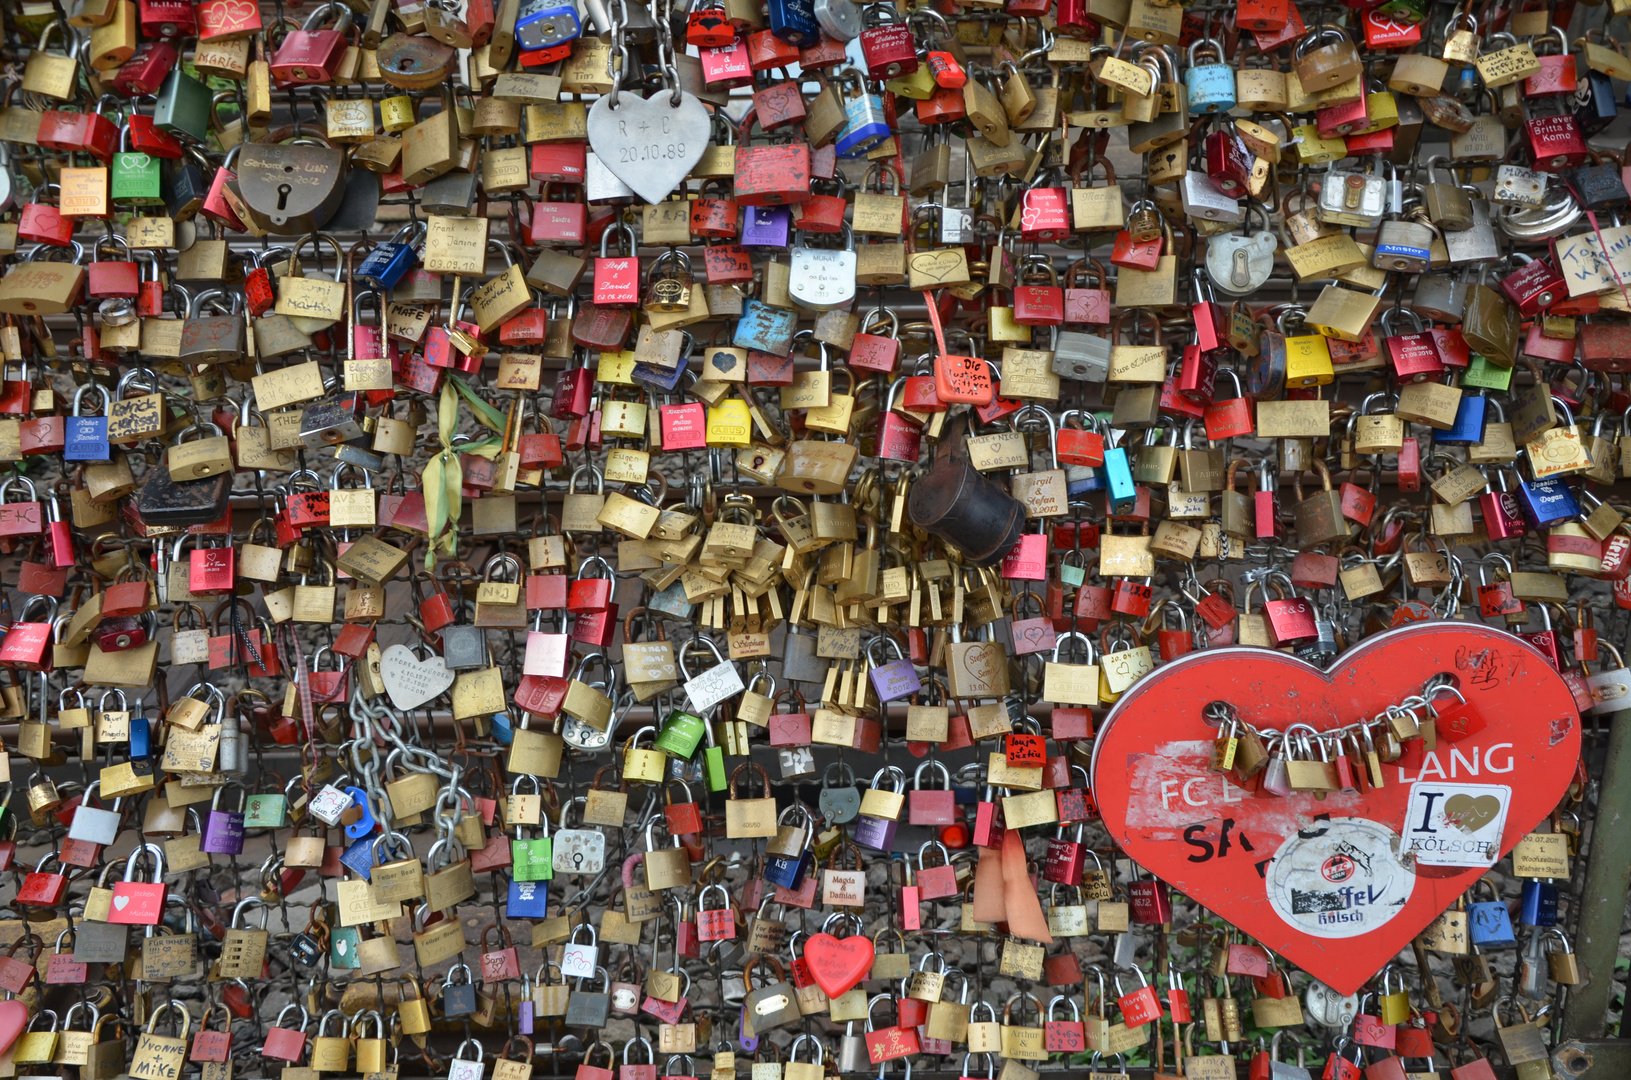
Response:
[1569,150,1628,211]
[163,155,208,220]
[290,934,324,967]
[562,967,612,1027]
[135,466,232,528]
[1573,56,1618,136]
[440,624,488,671]
[906,416,1026,566]
[442,963,478,1016]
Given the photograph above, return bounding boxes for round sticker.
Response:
[1264,818,1415,939]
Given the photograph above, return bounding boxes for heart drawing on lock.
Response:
[959,643,1006,692]
[199,0,258,33]
[1089,621,1580,995]
[379,644,457,712]
[908,251,965,285]
[113,894,130,911]
[803,932,875,999]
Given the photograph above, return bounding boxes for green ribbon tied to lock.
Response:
[421,374,507,569]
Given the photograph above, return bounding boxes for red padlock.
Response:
[689,183,740,239]
[1012,261,1066,325]
[86,235,141,299]
[530,144,587,186]
[1115,968,1164,1025]
[1525,114,1588,172]
[592,223,640,306]
[859,11,917,77]
[268,6,351,83]
[109,41,179,97]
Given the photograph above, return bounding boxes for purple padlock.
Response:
[852,813,899,852]
[519,1000,534,1035]
[201,788,246,855]
[869,642,921,703]
[741,205,791,247]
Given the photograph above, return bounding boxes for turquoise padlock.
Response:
[330,926,361,969]
[1185,37,1236,115]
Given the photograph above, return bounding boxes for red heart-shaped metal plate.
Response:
[1090,621,1579,995]
[803,933,875,1000]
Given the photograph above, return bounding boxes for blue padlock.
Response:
[632,359,688,394]
[354,221,423,291]
[340,835,376,879]
[508,877,550,918]
[1185,38,1236,114]
[1519,879,1559,927]
[1066,465,1104,496]
[835,73,891,158]
[767,0,818,46]
[1517,473,1578,529]
[1468,879,1517,947]
[129,715,152,760]
[65,384,112,463]
[515,0,581,51]
[1440,391,1487,445]
[490,710,514,745]
[733,299,799,354]
[763,806,814,890]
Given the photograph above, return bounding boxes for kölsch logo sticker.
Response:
[1402,782,1511,868]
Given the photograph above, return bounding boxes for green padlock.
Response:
[654,708,708,758]
[111,131,162,206]
[153,67,213,142]
[1463,354,1514,392]
[511,813,554,882]
[702,723,727,794]
[244,792,289,829]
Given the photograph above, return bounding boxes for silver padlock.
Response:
[1373,211,1435,274]
[1443,191,1500,266]
[1206,203,1277,296]
[1180,169,1242,224]
[584,150,634,205]
[1413,272,1468,322]
[940,152,976,245]
[298,398,366,451]
[1052,329,1112,381]
[788,226,858,311]
[1316,157,1387,228]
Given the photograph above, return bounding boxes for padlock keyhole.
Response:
[277,184,292,209]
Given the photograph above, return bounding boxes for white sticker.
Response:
[1401,782,1511,868]
[1264,818,1415,939]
